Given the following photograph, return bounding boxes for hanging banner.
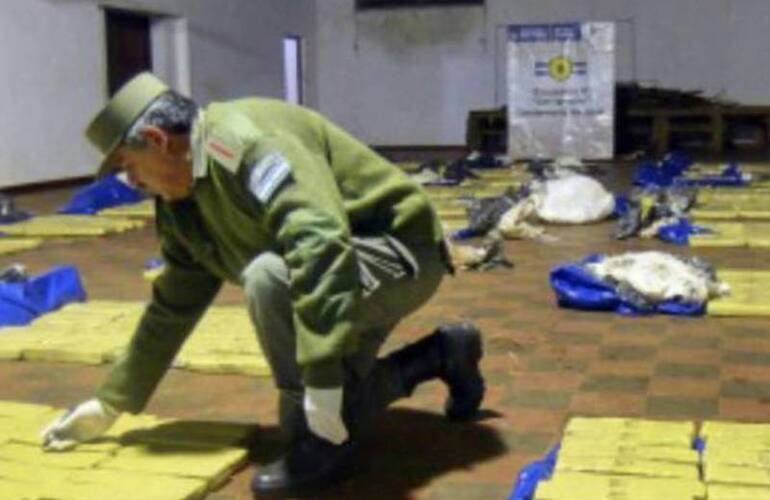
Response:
[507,22,615,159]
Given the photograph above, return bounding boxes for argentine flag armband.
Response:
[248,153,292,204]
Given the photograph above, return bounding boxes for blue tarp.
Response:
[59,174,145,215]
[550,254,705,316]
[0,266,86,327]
[632,152,693,188]
[677,163,749,188]
[508,446,559,500]
[657,218,713,246]
[633,152,748,189]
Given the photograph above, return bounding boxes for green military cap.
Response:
[85,72,169,177]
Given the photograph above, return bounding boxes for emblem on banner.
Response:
[548,56,574,82]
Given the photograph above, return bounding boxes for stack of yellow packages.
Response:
[97,199,155,218]
[0,237,42,255]
[701,421,770,499]
[0,400,252,500]
[0,301,271,377]
[535,417,704,500]
[707,270,770,317]
[0,215,144,237]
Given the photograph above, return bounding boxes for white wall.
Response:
[317,1,491,146]
[0,0,316,187]
[316,0,770,146]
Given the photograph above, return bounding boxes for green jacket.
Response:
[97,98,444,413]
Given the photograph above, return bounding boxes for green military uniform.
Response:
[95,97,449,422]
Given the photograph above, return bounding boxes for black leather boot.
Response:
[251,434,359,498]
[388,323,485,420]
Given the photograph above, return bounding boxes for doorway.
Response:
[105,8,152,96]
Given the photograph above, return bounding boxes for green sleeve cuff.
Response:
[302,358,344,388]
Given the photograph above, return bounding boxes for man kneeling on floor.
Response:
[40,73,485,497]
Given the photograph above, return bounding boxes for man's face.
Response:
[110,128,192,201]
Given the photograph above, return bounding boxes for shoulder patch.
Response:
[203,109,262,173]
[248,153,292,204]
[205,137,244,172]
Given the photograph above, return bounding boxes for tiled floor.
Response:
[3,162,770,499]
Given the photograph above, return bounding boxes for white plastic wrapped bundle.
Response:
[586,251,729,305]
[533,174,615,224]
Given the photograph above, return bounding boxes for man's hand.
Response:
[303,387,348,445]
[41,398,119,451]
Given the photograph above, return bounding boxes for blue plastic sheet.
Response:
[675,162,749,188]
[657,218,713,246]
[632,152,694,188]
[550,254,705,316]
[508,445,559,500]
[634,153,749,189]
[0,266,86,327]
[59,174,145,215]
[613,194,631,218]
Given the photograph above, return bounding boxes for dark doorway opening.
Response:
[105,8,152,96]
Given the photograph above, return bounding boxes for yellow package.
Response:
[0,442,108,469]
[98,443,247,487]
[535,472,704,499]
[565,417,694,438]
[706,448,770,468]
[562,418,694,451]
[689,222,746,247]
[558,440,698,464]
[707,483,770,500]
[705,462,770,487]
[0,330,41,360]
[702,421,770,439]
[0,238,42,255]
[555,456,698,480]
[0,466,206,500]
[98,199,155,218]
[63,468,208,500]
[22,341,108,365]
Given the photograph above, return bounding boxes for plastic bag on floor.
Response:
[633,152,693,188]
[550,252,728,315]
[656,218,712,246]
[533,174,615,224]
[0,265,86,327]
[613,186,697,240]
[497,197,555,242]
[448,237,513,271]
[463,188,523,236]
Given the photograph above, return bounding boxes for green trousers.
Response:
[240,236,447,442]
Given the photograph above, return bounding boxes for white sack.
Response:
[533,174,615,224]
[586,251,729,305]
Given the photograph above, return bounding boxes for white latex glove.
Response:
[303,387,348,445]
[41,398,119,451]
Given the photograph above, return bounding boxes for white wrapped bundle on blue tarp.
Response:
[550,251,729,316]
